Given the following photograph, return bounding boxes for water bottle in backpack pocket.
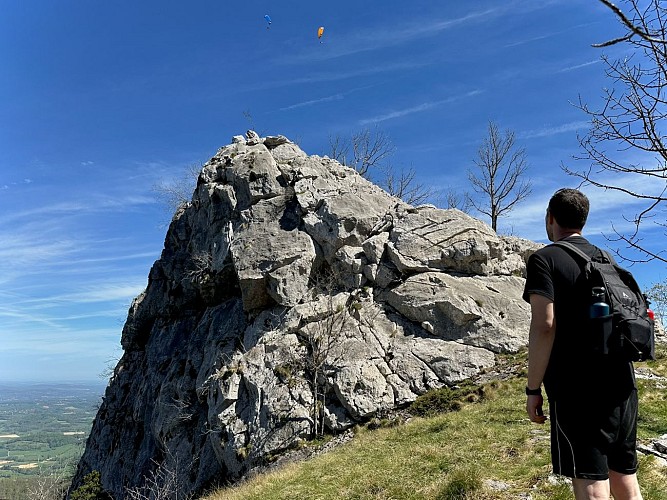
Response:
[589,286,613,355]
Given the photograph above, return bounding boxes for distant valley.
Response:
[0,382,105,479]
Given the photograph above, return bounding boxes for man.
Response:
[523,188,642,500]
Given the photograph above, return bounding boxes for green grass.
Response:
[637,351,667,441]
[203,347,667,500]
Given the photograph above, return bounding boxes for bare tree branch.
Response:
[568,0,667,264]
[593,0,667,47]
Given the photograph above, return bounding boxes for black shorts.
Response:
[550,390,638,480]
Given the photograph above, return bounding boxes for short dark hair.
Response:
[548,188,589,229]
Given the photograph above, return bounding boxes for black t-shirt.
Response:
[523,235,635,402]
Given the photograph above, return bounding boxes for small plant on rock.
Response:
[70,471,112,500]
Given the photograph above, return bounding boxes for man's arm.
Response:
[526,293,556,424]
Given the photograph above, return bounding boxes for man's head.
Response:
[546,188,589,241]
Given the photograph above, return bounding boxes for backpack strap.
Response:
[551,240,592,263]
[551,240,613,265]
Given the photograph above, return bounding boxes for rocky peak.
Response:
[69,132,541,499]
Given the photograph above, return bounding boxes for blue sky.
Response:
[1,0,664,382]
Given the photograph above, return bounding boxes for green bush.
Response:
[410,383,481,417]
[70,471,112,500]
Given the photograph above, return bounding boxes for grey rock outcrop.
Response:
[69,132,536,499]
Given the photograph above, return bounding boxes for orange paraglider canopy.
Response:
[317,26,324,39]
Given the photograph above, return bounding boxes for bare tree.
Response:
[565,0,667,264]
[379,164,435,205]
[328,133,351,167]
[242,109,255,131]
[328,127,395,177]
[466,121,532,232]
[437,188,472,212]
[241,109,267,137]
[328,127,435,205]
[28,463,72,500]
[125,457,193,500]
[153,163,201,214]
[298,286,351,438]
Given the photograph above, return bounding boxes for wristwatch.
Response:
[525,386,542,396]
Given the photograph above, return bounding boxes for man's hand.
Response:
[526,394,546,424]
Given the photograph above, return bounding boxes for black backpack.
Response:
[553,240,655,362]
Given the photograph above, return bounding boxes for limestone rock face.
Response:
[381,273,529,353]
[69,132,536,500]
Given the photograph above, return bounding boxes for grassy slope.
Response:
[203,347,667,500]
